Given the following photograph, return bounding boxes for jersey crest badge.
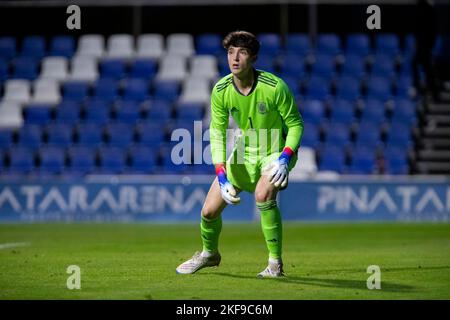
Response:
[257,102,267,114]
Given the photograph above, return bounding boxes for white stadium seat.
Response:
[75,34,105,58]
[166,33,195,57]
[2,79,31,105]
[156,55,188,81]
[39,57,69,82]
[178,77,211,104]
[31,79,61,105]
[68,56,98,82]
[105,34,135,59]
[0,102,23,129]
[189,55,219,80]
[136,34,164,59]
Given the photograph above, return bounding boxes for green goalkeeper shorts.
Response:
[225,149,298,193]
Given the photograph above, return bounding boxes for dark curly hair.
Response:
[222,31,260,56]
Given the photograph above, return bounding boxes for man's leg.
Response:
[254,172,284,277]
[176,177,240,274]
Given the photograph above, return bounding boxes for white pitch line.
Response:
[0,242,30,250]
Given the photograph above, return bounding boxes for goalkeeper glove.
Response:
[268,147,295,188]
[216,164,241,205]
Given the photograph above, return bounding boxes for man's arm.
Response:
[209,87,229,164]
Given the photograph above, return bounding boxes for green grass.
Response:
[0,222,449,300]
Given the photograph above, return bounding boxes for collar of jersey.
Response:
[231,68,259,97]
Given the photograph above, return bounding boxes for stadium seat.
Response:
[189,55,219,80]
[395,75,416,99]
[386,124,412,147]
[114,101,142,124]
[0,37,17,60]
[335,76,361,102]
[324,123,350,147]
[153,79,180,102]
[105,123,135,148]
[128,146,157,173]
[12,57,38,80]
[92,78,119,102]
[176,102,204,121]
[178,77,211,104]
[49,36,75,58]
[0,129,14,149]
[39,56,69,82]
[83,99,111,125]
[329,99,356,124]
[105,34,134,59]
[75,34,105,58]
[67,146,97,174]
[130,59,157,80]
[354,123,381,148]
[145,100,173,121]
[38,146,66,174]
[166,33,195,57]
[360,99,386,122]
[99,147,126,173]
[20,36,46,60]
[0,102,23,129]
[366,76,392,101]
[316,34,342,56]
[31,79,61,105]
[23,104,53,125]
[0,58,8,83]
[136,123,166,146]
[371,53,396,79]
[345,34,370,57]
[136,34,164,59]
[2,79,31,104]
[8,147,35,173]
[156,55,188,81]
[340,54,367,79]
[46,123,73,147]
[54,100,81,124]
[278,53,306,79]
[319,146,346,173]
[62,81,89,102]
[99,59,126,80]
[258,33,282,56]
[282,76,301,97]
[76,123,104,147]
[349,147,375,174]
[254,54,275,73]
[69,56,99,82]
[390,99,417,124]
[285,33,311,56]
[122,78,149,102]
[300,99,325,126]
[305,76,331,100]
[300,124,320,149]
[311,53,337,80]
[196,34,222,56]
[375,34,400,57]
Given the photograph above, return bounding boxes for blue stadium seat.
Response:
[324,123,350,147]
[349,147,375,174]
[16,125,43,149]
[254,54,275,73]
[99,147,126,173]
[301,99,325,125]
[278,53,306,79]
[371,53,395,79]
[366,76,392,101]
[386,124,412,147]
[123,78,150,102]
[0,151,4,172]
[145,100,173,121]
[390,99,417,124]
[105,123,135,148]
[383,147,409,175]
[340,54,366,79]
[319,146,346,173]
[67,146,97,174]
[92,79,119,102]
[176,102,204,121]
[8,147,35,173]
[12,57,38,80]
[24,105,53,125]
[300,124,320,149]
[136,123,166,146]
[55,101,81,125]
[46,124,73,147]
[282,76,301,97]
[20,36,46,59]
[285,33,311,56]
[83,100,111,125]
[128,146,157,173]
[360,99,386,122]
[345,34,370,57]
[375,34,400,57]
[355,123,381,148]
[130,59,157,80]
[63,81,90,102]
[258,33,282,56]
[115,101,142,124]
[160,143,186,174]
[316,34,341,56]
[196,34,222,55]
[167,120,196,135]
[38,146,65,174]
[329,99,355,124]
[76,123,104,147]
[0,129,14,149]
[395,75,415,99]
[0,37,17,60]
[311,54,336,80]
[336,76,361,101]
[99,59,126,81]
[49,36,75,58]
[152,79,180,102]
[306,76,331,100]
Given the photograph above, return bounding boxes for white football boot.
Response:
[258,258,285,278]
[176,251,221,274]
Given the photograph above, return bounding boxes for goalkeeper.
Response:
[176,31,304,277]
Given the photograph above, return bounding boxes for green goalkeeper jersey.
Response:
[210,69,304,164]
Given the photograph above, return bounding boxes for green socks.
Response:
[256,200,282,260]
[200,215,222,254]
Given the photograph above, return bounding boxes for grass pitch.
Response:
[0,222,449,300]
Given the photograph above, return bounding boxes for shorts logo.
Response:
[257,102,267,114]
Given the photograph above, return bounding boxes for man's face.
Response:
[227,46,255,77]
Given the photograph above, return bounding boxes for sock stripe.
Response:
[256,200,277,211]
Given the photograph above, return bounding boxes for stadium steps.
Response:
[414,81,450,174]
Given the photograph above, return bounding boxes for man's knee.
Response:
[201,205,220,220]
[255,187,274,203]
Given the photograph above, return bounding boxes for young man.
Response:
[176,31,304,277]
